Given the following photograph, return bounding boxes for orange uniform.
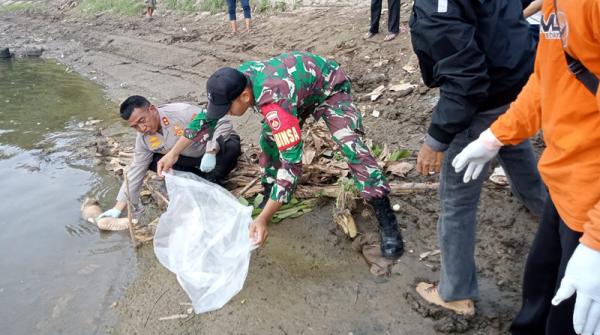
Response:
[490,0,600,249]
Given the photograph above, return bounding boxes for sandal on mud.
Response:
[489,166,509,186]
[383,33,397,42]
[364,32,376,39]
[415,282,475,316]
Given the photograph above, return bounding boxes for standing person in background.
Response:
[364,0,400,42]
[409,0,547,316]
[453,0,600,333]
[145,0,156,19]
[227,0,251,35]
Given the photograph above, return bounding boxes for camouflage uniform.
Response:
[187,52,389,203]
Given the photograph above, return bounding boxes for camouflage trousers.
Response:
[260,91,390,201]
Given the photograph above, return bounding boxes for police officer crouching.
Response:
[96,95,241,220]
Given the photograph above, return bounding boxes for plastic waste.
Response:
[153,171,254,314]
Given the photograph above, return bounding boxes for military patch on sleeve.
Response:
[162,117,170,126]
[260,104,301,151]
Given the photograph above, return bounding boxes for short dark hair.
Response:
[120,95,150,120]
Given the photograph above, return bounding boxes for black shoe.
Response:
[258,183,272,209]
[368,196,404,260]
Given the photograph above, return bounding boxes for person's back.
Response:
[239,52,351,119]
[411,0,534,115]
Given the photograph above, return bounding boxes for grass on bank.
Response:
[77,0,289,16]
[78,0,144,16]
[0,2,34,12]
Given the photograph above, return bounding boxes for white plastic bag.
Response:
[153,171,254,314]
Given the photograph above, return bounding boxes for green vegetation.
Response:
[78,0,144,16]
[197,0,225,14]
[275,0,286,11]
[0,2,34,12]
[256,0,289,13]
[239,196,316,224]
[163,0,199,12]
[76,0,291,16]
[371,144,383,158]
[256,0,270,13]
[333,151,344,161]
[388,149,411,161]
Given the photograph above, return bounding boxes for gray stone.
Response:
[24,46,44,57]
[0,48,12,59]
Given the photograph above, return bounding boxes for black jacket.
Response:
[410,0,535,147]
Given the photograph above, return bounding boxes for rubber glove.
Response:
[552,244,600,335]
[96,208,121,221]
[452,129,503,183]
[200,153,216,172]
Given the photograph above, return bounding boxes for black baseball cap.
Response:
[206,67,248,120]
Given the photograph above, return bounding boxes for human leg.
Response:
[318,91,403,259]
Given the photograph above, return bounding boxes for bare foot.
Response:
[383,33,397,42]
[364,32,376,39]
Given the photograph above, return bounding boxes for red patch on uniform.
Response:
[260,104,301,151]
[162,117,170,126]
[265,110,281,130]
[190,113,197,121]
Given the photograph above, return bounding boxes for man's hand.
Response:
[156,153,179,177]
[552,244,600,335]
[452,129,502,183]
[199,152,216,172]
[249,216,269,246]
[416,143,444,176]
[96,208,121,221]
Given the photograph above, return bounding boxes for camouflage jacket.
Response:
[242,52,350,203]
[185,52,351,203]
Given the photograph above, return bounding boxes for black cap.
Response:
[206,67,248,120]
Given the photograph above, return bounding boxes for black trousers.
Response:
[510,197,581,335]
[369,0,400,34]
[148,134,241,184]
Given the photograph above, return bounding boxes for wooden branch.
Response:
[236,176,261,197]
[145,181,170,206]
[296,182,439,199]
[124,174,140,248]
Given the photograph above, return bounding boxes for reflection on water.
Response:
[0,59,133,335]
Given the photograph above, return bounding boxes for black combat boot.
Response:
[258,183,273,209]
[368,196,404,259]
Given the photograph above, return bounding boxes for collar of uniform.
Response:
[157,106,168,134]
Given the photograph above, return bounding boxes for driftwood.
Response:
[236,176,261,197]
[299,182,439,199]
[145,180,170,207]
[124,174,140,248]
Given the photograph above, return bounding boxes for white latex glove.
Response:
[452,129,503,183]
[199,152,216,172]
[552,244,600,335]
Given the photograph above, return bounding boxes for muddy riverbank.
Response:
[1,3,539,334]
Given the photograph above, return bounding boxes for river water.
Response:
[0,58,133,335]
